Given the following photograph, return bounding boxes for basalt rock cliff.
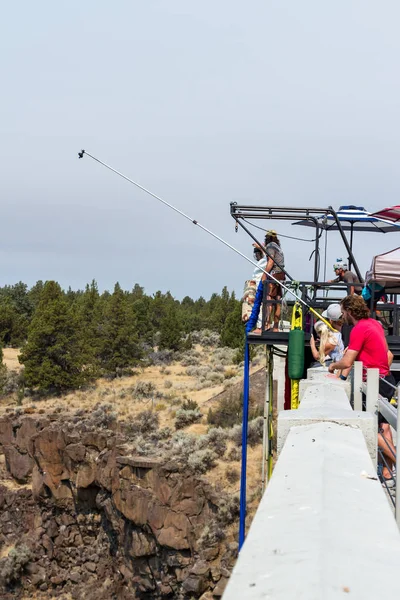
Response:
[0,412,237,599]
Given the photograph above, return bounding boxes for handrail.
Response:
[360,382,397,431]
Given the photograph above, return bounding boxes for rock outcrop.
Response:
[0,412,238,599]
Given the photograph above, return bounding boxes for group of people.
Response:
[311,294,396,486]
[241,229,397,486]
[242,230,362,333]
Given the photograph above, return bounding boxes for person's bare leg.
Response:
[265,295,273,330]
[379,424,396,480]
[272,297,282,331]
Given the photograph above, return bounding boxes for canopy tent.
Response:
[294,205,399,245]
[293,204,400,274]
[370,205,400,223]
[365,247,400,293]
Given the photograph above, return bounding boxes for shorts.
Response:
[267,271,285,298]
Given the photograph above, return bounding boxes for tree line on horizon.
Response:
[0,280,244,394]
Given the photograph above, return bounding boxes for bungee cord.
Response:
[241,217,319,243]
[78,149,335,331]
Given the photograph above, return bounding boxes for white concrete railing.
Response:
[223,363,400,600]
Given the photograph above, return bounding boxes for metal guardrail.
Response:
[356,364,400,525]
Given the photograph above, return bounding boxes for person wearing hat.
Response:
[253,230,285,331]
[329,259,362,295]
[310,319,344,366]
[322,302,354,348]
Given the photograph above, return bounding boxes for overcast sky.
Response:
[2,1,400,299]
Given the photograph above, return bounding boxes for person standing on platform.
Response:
[254,230,285,332]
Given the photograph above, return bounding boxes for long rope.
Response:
[78,149,335,331]
[241,217,318,242]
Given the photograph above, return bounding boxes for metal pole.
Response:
[267,349,274,481]
[80,150,337,332]
[349,223,354,270]
[262,347,270,492]
[313,224,320,283]
[353,361,363,412]
[396,383,400,528]
[239,339,250,550]
[327,207,363,282]
[366,368,379,469]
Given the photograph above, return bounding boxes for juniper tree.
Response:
[159,305,183,351]
[97,282,142,373]
[19,281,89,393]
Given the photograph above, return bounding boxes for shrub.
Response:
[136,409,159,433]
[181,398,199,411]
[227,446,241,461]
[211,347,237,365]
[205,371,224,384]
[164,380,173,389]
[148,350,174,366]
[186,366,211,378]
[229,416,264,447]
[0,544,33,586]
[91,404,117,430]
[217,495,240,526]
[175,408,202,429]
[188,448,217,473]
[207,391,263,428]
[193,380,210,391]
[225,466,240,484]
[197,522,225,550]
[155,402,166,412]
[224,368,237,380]
[1,369,24,396]
[199,427,227,457]
[191,330,220,347]
[180,354,201,367]
[132,381,156,399]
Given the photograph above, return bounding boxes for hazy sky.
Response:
[2,1,400,299]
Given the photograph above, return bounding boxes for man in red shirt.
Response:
[328,295,395,484]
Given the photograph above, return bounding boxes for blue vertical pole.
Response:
[239,337,250,550]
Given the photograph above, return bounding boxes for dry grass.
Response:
[0,345,269,527]
[0,345,262,428]
[3,348,21,372]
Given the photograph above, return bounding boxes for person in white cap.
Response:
[322,303,342,322]
[322,302,353,349]
[329,260,361,295]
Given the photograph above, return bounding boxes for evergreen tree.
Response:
[159,305,183,351]
[0,299,29,346]
[132,297,154,344]
[0,345,7,394]
[75,280,101,372]
[19,281,90,393]
[97,283,142,373]
[220,303,244,349]
[28,280,44,310]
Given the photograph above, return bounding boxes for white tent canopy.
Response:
[366,247,400,293]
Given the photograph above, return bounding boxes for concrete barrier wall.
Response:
[223,374,400,599]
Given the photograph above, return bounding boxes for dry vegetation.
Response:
[0,343,266,516]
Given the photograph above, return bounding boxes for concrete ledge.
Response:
[278,410,376,461]
[300,375,351,401]
[279,383,376,461]
[223,422,400,600]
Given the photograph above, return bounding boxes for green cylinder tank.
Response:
[288,329,305,380]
